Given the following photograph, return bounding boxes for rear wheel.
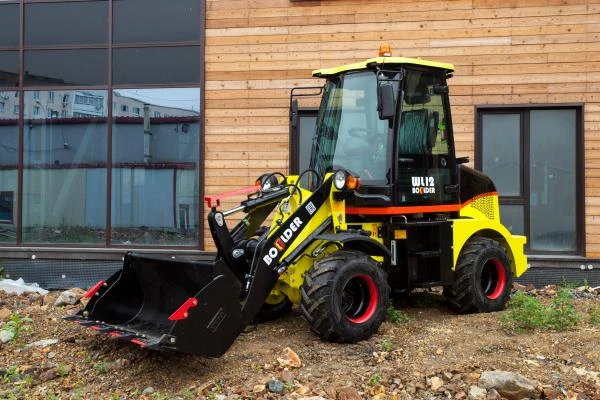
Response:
[300,250,389,342]
[444,237,512,313]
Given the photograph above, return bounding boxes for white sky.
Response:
[115,88,201,112]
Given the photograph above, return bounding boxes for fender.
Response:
[452,219,528,278]
[316,232,391,259]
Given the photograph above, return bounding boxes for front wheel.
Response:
[253,298,293,323]
[300,250,390,342]
[444,237,513,313]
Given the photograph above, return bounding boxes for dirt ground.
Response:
[0,288,599,400]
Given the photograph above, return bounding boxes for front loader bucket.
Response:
[66,253,244,357]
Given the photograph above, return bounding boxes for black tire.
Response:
[253,298,293,323]
[444,237,513,314]
[300,250,390,342]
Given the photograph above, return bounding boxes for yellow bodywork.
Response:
[264,175,343,304]
[263,176,527,306]
[454,193,528,278]
[313,56,455,78]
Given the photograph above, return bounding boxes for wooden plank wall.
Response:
[205,0,600,256]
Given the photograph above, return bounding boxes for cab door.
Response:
[394,69,458,207]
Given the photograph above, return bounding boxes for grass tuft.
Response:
[501,288,581,333]
[386,305,409,324]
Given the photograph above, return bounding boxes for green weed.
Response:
[378,339,394,352]
[181,387,195,400]
[546,288,581,331]
[501,289,581,332]
[153,392,166,400]
[368,372,382,386]
[93,361,107,375]
[589,305,600,326]
[386,305,409,324]
[57,363,70,377]
[2,365,20,383]
[1,312,33,342]
[46,383,59,400]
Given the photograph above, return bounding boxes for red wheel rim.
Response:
[343,274,379,324]
[481,258,507,300]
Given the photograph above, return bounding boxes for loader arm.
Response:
[67,173,340,357]
[240,177,334,324]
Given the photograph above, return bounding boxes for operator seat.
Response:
[396,84,440,203]
[398,81,438,155]
[398,109,435,154]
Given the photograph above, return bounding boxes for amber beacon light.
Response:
[379,43,392,57]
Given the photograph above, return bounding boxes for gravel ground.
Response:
[0,286,598,400]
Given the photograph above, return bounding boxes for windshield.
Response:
[309,71,390,184]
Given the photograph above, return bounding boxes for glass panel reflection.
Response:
[111,88,200,245]
[500,204,524,236]
[112,47,201,85]
[25,2,108,46]
[0,51,19,87]
[25,49,108,86]
[0,95,18,243]
[22,90,107,244]
[0,4,19,48]
[482,113,521,196]
[529,109,577,252]
[113,0,201,44]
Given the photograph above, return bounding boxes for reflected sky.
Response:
[115,88,200,113]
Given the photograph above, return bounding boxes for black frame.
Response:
[475,104,585,256]
[0,0,205,255]
[289,107,318,175]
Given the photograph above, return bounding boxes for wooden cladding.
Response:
[205,0,600,256]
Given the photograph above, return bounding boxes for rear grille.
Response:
[470,195,495,220]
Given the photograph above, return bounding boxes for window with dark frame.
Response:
[476,106,584,255]
[0,0,204,249]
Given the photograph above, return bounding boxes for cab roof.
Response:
[312,56,454,78]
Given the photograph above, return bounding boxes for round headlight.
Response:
[261,179,272,191]
[334,170,347,190]
[256,174,279,192]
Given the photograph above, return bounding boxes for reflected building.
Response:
[1,87,201,247]
[0,0,202,259]
[0,89,200,120]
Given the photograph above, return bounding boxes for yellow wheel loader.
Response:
[67,45,527,357]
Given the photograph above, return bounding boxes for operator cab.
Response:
[308,46,459,212]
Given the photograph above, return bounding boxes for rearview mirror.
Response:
[377,82,396,120]
[290,98,299,130]
[433,84,449,94]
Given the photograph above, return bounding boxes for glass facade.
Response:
[0,3,19,48]
[25,49,108,86]
[0,0,203,248]
[0,98,18,243]
[111,88,200,245]
[22,90,108,244]
[25,2,108,46]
